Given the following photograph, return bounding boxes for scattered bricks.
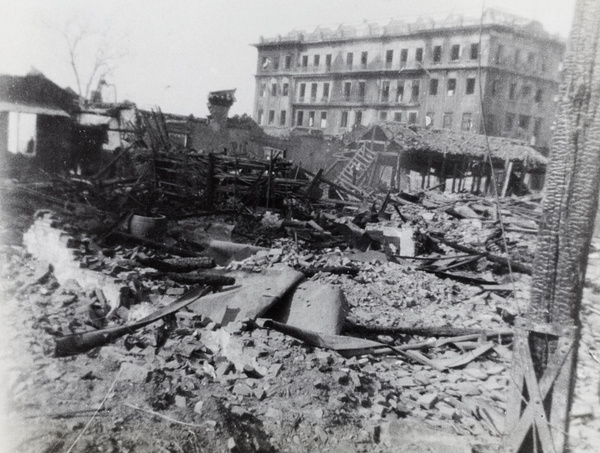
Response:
[413,371,431,386]
[119,362,150,383]
[395,376,416,388]
[216,361,234,378]
[243,364,265,379]
[232,382,253,397]
[268,363,283,377]
[253,387,266,400]
[438,402,457,420]
[315,425,328,442]
[417,393,439,410]
[166,287,186,296]
[175,395,187,409]
[227,437,237,452]
[23,215,128,311]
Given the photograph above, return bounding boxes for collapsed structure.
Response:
[0,10,598,451]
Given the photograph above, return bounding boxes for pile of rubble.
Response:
[1,141,599,452]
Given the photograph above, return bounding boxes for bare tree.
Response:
[51,16,126,100]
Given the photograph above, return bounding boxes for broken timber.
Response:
[427,235,532,275]
[505,319,577,453]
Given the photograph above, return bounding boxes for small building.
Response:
[336,121,547,195]
[0,73,79,175]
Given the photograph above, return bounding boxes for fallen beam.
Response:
[137,256,215,272]
[55,286,211,356]
[108,231,204,257]
[344,320,514,338]
[427,235,532,275]
[146,271,235,286]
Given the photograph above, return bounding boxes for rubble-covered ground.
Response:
[0,188,599,453]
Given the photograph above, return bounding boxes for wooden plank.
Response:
[505,328,527,433]
[549,338,577,453]
[507,333,574,452]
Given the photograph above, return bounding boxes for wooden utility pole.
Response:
[505,1,600,452]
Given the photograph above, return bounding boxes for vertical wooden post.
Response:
[426,155,433,189]
[506,1,600,452]
[203,153,215,210]
[395,152,402,191]
[475,157,483,194]
[501,160,514,197]
[440,148,447,192]
[266,148,273,211]
[451,161,458,193]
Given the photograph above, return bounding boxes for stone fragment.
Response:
[268,363,283,377]
[193,400,204,414]
[227,437,237,451]
[417,393,439,409]
[243,364,266,378]
[315,425,328,442]
[395,376,416,388]
[463,368,488,380]
[216,361,233,378]
[232,382,253,397]
[413,371,431,386]
[265,407,282,419]
[175,395,187,409]
[452,382,481,396]
[253,387,266,400]
[166,287,186,296]
[119,362,149,383]
[438,402,457,419]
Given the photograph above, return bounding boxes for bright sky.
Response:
[0,0,576,118]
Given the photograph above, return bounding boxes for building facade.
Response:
[252,10,564,149]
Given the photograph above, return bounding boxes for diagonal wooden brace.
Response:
[504,319,576,453]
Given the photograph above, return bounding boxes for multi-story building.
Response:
[252,9,564,149]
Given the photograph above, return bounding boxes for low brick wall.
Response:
[23,210,127,310]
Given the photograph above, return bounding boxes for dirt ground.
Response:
[0,192,598,453]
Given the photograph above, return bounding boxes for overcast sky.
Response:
[0,0,576,117]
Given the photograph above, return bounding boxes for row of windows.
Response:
[257,109,288,127]
[259,81,290,97]
[257,107,543,138]
[492,79,544,103]
[260,77,545,104]
[493,44,548,73]
[504,113,543,135]
[261,44,480,73]
[296,110,329,128]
